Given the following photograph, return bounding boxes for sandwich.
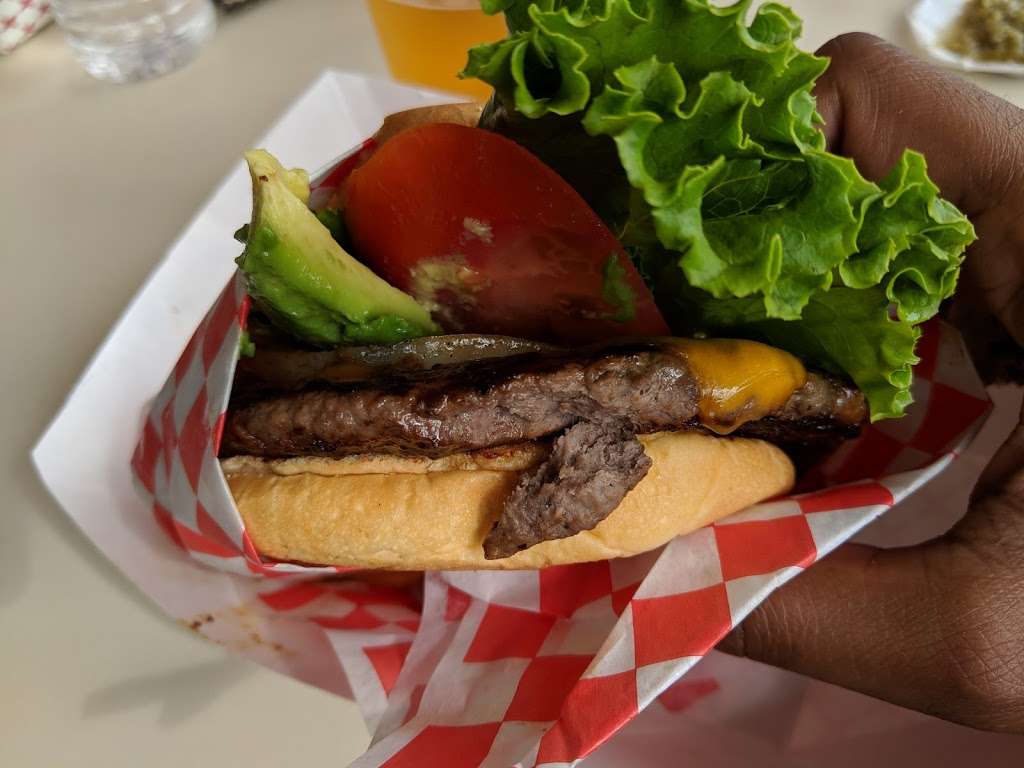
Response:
[217,0,974,570]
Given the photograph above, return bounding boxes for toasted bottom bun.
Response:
[222,431,794,571]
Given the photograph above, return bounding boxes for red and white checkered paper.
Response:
[131,140,993,767]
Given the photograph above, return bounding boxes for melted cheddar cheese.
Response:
[669,339,807,433]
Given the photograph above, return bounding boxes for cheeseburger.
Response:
[217,1,974,570]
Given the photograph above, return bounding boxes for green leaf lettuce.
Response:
[465,0,975,420]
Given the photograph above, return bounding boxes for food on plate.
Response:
[218,0,974,570]
[946,0,1024,64]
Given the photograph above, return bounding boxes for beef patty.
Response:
[221,338,866,558]
[223,340,864,458]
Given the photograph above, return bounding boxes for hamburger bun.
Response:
[222,431,794,570]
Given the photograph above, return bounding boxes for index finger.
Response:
[811,33,1024,218]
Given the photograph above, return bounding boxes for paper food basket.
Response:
[34,71,998,768]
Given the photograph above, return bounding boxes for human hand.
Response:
[719,33,1024,733]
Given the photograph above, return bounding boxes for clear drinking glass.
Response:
[50,0,216,83]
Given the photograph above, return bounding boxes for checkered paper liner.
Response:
[131,140,992,767]
[0,0,50,55]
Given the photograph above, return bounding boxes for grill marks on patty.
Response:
[222,342,702,459]
[221,339,867,558]
[222,341,864,459]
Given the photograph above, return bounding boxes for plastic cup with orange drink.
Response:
[365,0,506,100]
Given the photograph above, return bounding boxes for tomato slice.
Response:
[343,123,668,344]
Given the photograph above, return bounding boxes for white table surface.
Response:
[3,1,1023,765]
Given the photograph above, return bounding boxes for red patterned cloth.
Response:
[0,0,50,54]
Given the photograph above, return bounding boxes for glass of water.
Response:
[51,0,217,83]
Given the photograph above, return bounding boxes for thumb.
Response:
[718,398,1024,731]
[717,543,948,710]
[810,32,1024,217]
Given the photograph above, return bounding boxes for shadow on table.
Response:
[83,654,250,726]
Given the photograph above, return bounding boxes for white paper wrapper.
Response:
[909,0,1024,77]
[35,71,1001,767]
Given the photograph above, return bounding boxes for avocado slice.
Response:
[236,150,440,346]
